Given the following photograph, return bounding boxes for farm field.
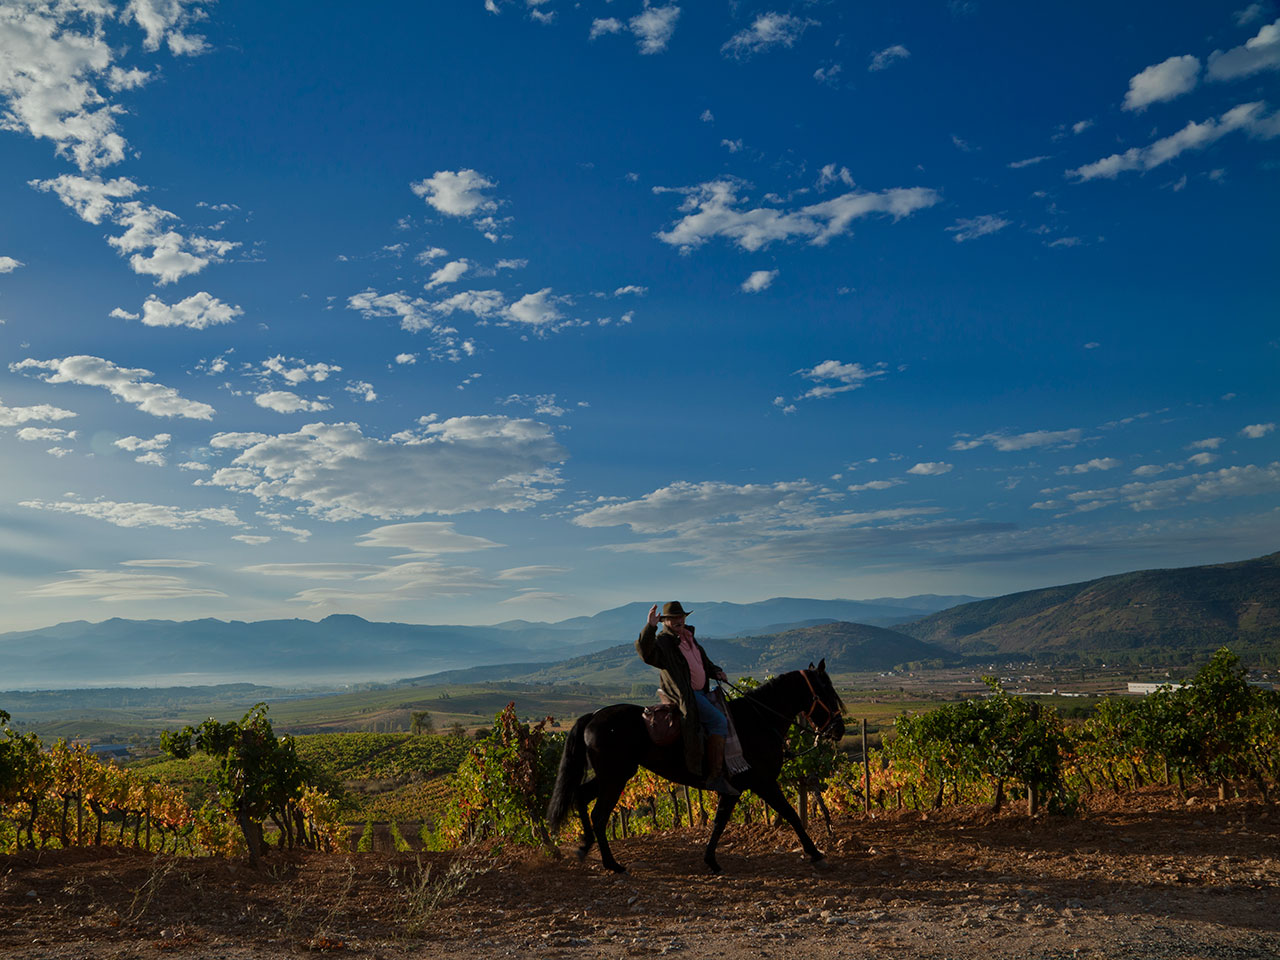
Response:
[1,788,1277,959]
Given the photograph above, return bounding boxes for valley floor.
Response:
[2,788,1278,959]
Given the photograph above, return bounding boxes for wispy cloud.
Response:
[946,214,1010,242]
[951,428,1084,451]
[741,269,777,292]
[1123,54,1201,111]
[868,44,910,72]
[722,13,815,59]
[11,355,215,419]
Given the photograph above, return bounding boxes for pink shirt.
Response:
[675,628,706,691]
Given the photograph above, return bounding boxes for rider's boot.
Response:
[704,734,739,797]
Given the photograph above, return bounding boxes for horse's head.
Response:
[802,658,846,741]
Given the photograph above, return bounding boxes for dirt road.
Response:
[2,790,1278,959]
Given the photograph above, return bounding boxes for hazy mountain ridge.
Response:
[898,551,1280,662]
[0,595,973,689]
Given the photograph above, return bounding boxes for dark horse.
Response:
[546,660,846,874]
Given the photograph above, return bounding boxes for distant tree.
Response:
[411,711,434,736]
[446,721,466,738]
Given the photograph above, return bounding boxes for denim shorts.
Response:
[692,689,728,737]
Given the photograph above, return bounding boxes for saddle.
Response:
[642,702,681,746]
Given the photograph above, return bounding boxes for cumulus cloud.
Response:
[946,214,1010,242]
[1208,18,1280,81]
[1241,422,1276,438]
[629,5,681,54]
[907,461,953,476]
[1058,457,1122,474]
[114,433,170,452]
[348,290,439,333]
[425,259,470,289]
[795,360,887,400]
[25,568,227,602]
[254,391,333,414]
[951,428,1084,451]
[0,398,77,426]
[0,256,23,272]
[262,356,340,384]
[722,13,815,59]
[410,169,499,217]
[1123,55,1201,111]
[17,426,75,442]
[21,497,244,529]
[122,291,244,329]
[11,355,215,419]
[1069,102,1280,181]
[203,417,566,520]
[503,288,564,327]
[741,269,777,292]
[29,174,142,223]
[848,479,904,492]
[656,179,940,253]
[590,17,623,40]
[869,44,910,71]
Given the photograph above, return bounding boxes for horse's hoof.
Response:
[575,846,590,862]
[604,862,627,874]
[811,856,833,873]
[704,860,722,875]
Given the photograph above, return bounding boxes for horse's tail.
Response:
[546,712,593,832]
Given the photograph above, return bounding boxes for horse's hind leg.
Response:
[703,793,739,874]
[574,777,600,860]
[589,775,631,873]
[753,780,826,865]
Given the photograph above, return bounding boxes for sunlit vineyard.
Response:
[4,648,1277,858]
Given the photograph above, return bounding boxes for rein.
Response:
[722,671,841,749]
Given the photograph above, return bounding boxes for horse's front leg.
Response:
[753,780,827,866]
[589,776,630,873]
[703,792,739,874]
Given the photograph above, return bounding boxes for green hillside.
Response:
[898,550,1280,665]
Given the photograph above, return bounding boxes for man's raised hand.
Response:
[647,603,660,627]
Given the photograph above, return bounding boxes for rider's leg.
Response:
[692,690,738,797]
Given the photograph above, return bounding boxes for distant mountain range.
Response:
[899,551,1280,664]
[0,594,977,689]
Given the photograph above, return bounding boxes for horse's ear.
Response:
[817,658,826,673]
[807,661,815,671]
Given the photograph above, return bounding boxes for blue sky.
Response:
[0,0,1277,633]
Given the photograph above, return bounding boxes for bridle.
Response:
[723,670,843,740]
[797,669,841,736]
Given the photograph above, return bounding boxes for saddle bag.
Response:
[642,703,681,747]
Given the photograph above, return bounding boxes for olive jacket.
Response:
[636,622,723,776]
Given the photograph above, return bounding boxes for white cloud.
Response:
[410,169,498,217]
[796,359,887,399]
[204,417,566,520]
[721,137,744,153]
[589,17,623,40]
[1008,155,1050,169]
[232,534,271,545]
[29,174,143,223]
[1058,457,1121,474]
[504,288,564,327]
[1131,463,1169,477]
[395,353,418,365]
[848,478,904,492]
[415,246,449,264]
[1187,451,1219,466]
[630,5,680,54]
[1236,4,1266,27]
[816,164,854,189]
[21,497,244,529]
[346,380,376,402]
[0,398,76,427]
[179,460,209,471]
[612,285,647,297]
[425,258,470,289]
[907,461,953,476]
[1189,437,1224,450]
[813,63,842,85]
[0,256,23,272]
[237,562,382,580]
[11,355,215,419]
[741,269,777,292]
[355,521,504,557]
[1208,18,1280,81]
[1241,422,1276,438]
[128,291,243,329]
[868,44,910,71]
[1069,102,1280,181]
[124,0,210,56]
[262,356,340,384]
[1065,462,1280,513]
[1123,55,1201,111]
[722,13,815,59]
[0,3,124,170]
[254,391,333,414]
[946,214,1010,242]
[432,288,506,320]
[575,480,816,534]
[114,433,170,452]
[951,428,1083,451]
[25,569,227,602]
[17,426,75,442]
[656,179,940,253]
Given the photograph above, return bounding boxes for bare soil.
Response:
[3,788,1278,959]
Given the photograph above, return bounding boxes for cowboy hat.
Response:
[659,600,692,619]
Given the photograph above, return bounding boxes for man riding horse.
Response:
[636,600,739,796]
